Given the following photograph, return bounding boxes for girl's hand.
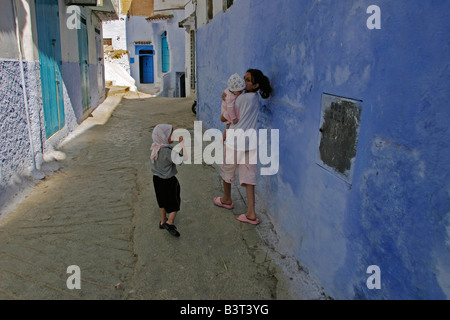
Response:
[179,136,184,143]
[222,92,227,101]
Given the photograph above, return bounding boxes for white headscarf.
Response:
[150,124,173,163]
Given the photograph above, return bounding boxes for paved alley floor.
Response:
[0,91,326,300]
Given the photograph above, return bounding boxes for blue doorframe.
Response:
[35,0,65,138]
[135,45,154,84]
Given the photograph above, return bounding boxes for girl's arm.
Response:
[178,137,188,162]
[170,137,188,165]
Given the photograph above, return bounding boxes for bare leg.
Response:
[221,180,233,205]
[244,184,257,221]
[160,208,167,225]
[167,211,177,225]
[165,211,180,237]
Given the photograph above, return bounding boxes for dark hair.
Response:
[247,69,272,99]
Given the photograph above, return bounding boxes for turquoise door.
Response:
[35,0,65,138]
[161,32,170,73]
[78,16,91,112]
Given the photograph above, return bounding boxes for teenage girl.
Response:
[214,69,272,225]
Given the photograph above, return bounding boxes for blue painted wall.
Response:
[196,0,450,299]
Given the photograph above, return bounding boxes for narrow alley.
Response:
[0,91,325,300]
[1,0,448,301]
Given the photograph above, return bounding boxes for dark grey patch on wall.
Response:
[317,93,363,184]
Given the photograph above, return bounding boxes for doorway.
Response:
[136,45,154,84]
[177,72,186,98]
[139,54,154,84]
[35,0,65,138]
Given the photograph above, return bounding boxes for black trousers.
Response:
[153,175,181,213]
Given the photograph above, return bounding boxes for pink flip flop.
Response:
[237,214,260,225]
[214,197,234,210]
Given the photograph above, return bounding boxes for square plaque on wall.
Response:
[316,93,363,184]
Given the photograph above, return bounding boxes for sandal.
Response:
[214,197,234,210]
[237,214,260,225]
[163,222,180,237]
[159,218,167,229]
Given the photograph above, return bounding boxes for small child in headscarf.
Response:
[150,124,187,237]
[221,73,245,141]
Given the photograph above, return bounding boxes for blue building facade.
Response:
[126,9,186,97]
[196,0,450,299]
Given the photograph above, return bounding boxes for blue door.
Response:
[78,16,91,112]
[140,55,154,83]
[35,0,65,138]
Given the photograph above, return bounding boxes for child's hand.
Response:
[232,119,239,125]
[222,92,227,101]
[179,136,184,143]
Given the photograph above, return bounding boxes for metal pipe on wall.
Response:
[11,0,38,174]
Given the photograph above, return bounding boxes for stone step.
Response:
[106,85,130,96]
